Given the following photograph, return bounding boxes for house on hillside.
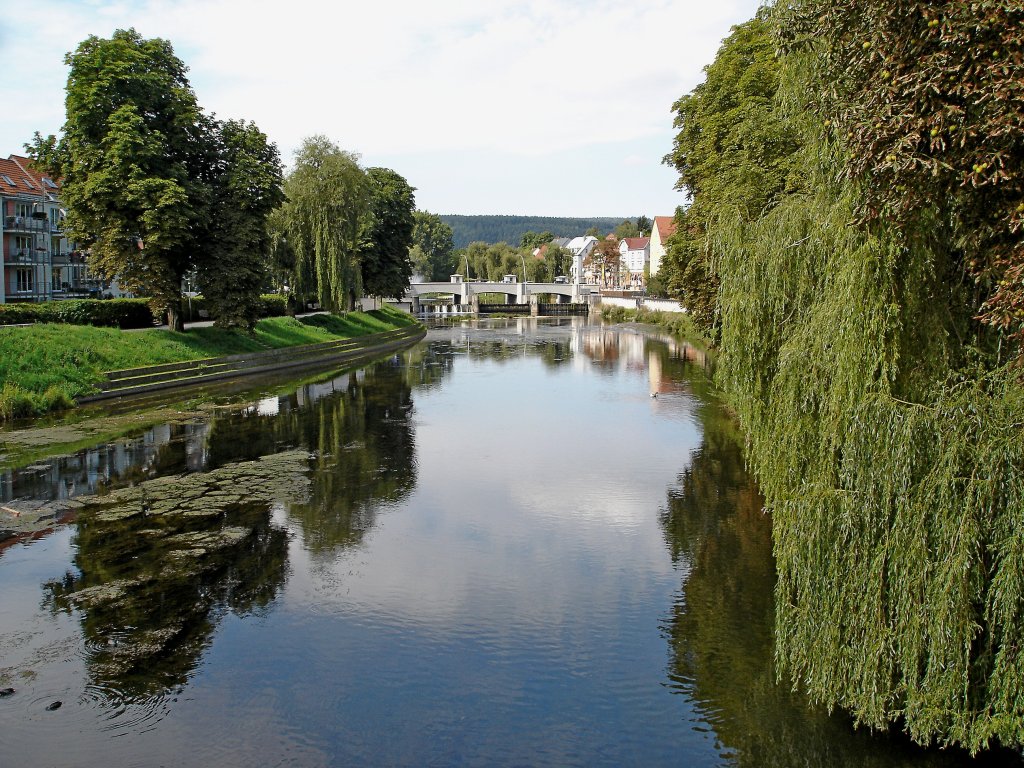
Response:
[619,237,650,288]
[649,216,677,277]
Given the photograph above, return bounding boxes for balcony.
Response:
[4,249,46,264]
[3,215,52,233]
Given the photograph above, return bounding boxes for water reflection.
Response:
[660,395,1000,766]
[1,318,1017,767]
[11,351,442,709]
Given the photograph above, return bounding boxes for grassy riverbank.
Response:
[0,306,417,421]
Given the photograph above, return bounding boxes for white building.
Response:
[649,216,677,277]
[619,237,650,287]
[565,235,598,284]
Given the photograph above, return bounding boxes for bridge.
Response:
[401,277,598,314]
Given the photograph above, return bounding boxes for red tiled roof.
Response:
[1,154,60,197]
[653,216,677,241]
[622,237,650,250]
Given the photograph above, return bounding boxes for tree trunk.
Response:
[167,305,184,332]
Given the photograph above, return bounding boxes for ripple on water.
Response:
[81,682,174,734]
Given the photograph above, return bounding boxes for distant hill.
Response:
[438,215,629,249]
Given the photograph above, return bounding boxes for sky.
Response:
[0,0,764,218]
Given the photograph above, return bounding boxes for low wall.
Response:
[595,295,687,314]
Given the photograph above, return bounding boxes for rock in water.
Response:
[46,701,62,711]
[0,688,14,697]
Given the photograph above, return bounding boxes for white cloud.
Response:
[0,0,763,213]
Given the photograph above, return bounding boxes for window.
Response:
[50,208,60,227]
[20,177,34,189]
[16,268,33,293]
[42,177,58,189]
[0,174,13,186]
[15,202,30,218]
[52,269,63,291]
[14,235,32,256]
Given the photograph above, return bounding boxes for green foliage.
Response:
[198,119,284,329]
[662,13,802,337]
[599,305,707,346]
[411,211,455,281]
[614,219,639,239]
[696,12,1024,750]
[519,230,553,248]
[361,168,416,300]
[33,29,209,328]
[438,215,624,249]
[282,136,369,312]
[0,298,154,328]
[784,0,1024,354]
[463,241,526,282]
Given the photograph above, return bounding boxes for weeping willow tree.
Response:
[282,136,369,312]
[677,1,1024,753]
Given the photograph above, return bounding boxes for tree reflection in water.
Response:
[40,347,449,704]
[660,396,992,767]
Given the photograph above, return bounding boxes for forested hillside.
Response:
[438,215,626,249]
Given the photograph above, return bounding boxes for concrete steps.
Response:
[78,325,425,403]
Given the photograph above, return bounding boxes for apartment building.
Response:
[0,154,102,304]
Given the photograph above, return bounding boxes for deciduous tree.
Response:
[360,168,416,302]
[30,29,211,330]
[198,119,284,328]
[411,211,455,281]
[282,136,368,312]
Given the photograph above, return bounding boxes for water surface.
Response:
[0,317,1015,766]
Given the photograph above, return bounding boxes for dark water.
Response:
[0,317,1018,767]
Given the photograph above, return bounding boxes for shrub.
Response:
[0,298,153,328]
[259,294,288,318]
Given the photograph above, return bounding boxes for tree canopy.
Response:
[31,29,208,329]
[667,1,1024,752]
[282,136,369,312]
[411,211,455,281]
[360,167,416,301]
[662,12,800,334]
[29,29,284,330]
[786,0,1024,353]
[198,119,284,328]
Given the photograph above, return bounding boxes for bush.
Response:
[259,294,288,318]
[48,299,154,328]
[0,382,40,420]
[0,303,45,324]
[0,298,153,328]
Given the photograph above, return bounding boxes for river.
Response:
[0,317,1017,767]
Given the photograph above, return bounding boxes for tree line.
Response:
[438,215,626,249]
[29,29,422,331]
[660,1,1023,753]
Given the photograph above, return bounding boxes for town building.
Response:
[649,216,677,277]
[565,235,598,284]
[619,237,650,288]
[0,154,108,304]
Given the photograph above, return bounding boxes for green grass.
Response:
[0,306,418,421]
